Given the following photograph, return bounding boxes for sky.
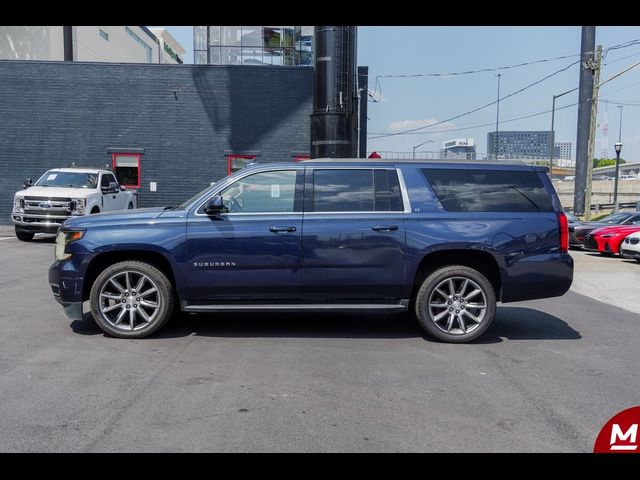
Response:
[161,26,640,161]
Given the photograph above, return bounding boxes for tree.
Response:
[593,158,626,168]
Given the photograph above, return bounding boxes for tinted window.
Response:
[101,174,116,187]
[422,169,553,212]
[219,170,296,213]
[312,169,403,212]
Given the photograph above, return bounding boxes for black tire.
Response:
[414,265,496,343]
[89,260,174,339]
[90,207,100,214]
[15,229,34,241]
[127,203,134,209]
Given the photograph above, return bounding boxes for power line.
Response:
[368,101,584,139]
[369,60,580,139]
[371,53,582,79]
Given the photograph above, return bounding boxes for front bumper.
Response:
[12,212,69,234]
[51,294,84,322]
[49,258,85,321]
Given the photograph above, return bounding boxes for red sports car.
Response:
[582,224,640,255]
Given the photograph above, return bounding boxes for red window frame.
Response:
[227,155,256,175]
[112,153,141,188]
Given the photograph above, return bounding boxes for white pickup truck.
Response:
[12,167,137,241]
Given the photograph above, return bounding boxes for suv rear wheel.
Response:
[415,265,496,343]
[89,260,174,338]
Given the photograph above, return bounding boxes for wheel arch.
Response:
[83,250,177,301]
[411,248,502,302]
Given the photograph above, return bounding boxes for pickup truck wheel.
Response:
[15,229,34,241]
[90,207,100,214]
[127,203,133,209]
[415,265,496,343]
[89,261,174,339]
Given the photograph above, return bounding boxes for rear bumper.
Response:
[500,253,574,303]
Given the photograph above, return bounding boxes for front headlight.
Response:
[13,196,24,213]
[71,198,86,215]
[55,230,85,261]
[600,233,618,238]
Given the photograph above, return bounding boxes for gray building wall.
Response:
[487,130,552,158]
[0,60,313,223]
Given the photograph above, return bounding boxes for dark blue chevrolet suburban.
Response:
[49,159,573,343]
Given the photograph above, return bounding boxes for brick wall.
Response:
[0,60,313,223]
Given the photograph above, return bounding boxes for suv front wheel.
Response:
[89,260,174,338]
[415,265,496,343]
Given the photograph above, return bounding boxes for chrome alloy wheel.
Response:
[98,271,161,331]
[428,276,487,335]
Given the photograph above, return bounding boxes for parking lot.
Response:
[0,228,638,452]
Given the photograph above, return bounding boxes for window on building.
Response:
[422,169,553,212]
[219,170,297,213]
[112,153,141,188]
[312,169,403,213]
[99,29,109,41]
[227,155,256,175]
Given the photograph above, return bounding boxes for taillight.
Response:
[557,212,568,253]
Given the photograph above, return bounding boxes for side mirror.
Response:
[204,195,228,215]
[102,182,119,194]
[120,185,127,191]
[23,178,33,189]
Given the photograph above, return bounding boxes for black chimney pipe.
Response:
[310,26,358,158]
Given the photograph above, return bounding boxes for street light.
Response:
[613,142,623,212]
[549,87,578,174]
[412,139,435,158]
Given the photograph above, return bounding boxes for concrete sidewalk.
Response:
[569,249,640,315]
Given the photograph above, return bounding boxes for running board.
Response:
[182,300,409,313]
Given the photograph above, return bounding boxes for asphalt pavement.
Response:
[0,233,638,452]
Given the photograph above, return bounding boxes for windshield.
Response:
[35,171,98,189]
[599,213,631,224]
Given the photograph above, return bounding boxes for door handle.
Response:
[371,225,399,232]
[269,226,297,233]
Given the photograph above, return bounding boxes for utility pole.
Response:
[574,26,596,216]
[584,45,602,221]
[494,74,501,160]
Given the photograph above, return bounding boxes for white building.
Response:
[554,142,572,164]
[149,28,185,64]
[440,138,476,160]
[0,26,183,64]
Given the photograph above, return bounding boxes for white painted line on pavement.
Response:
[0,237,16,241]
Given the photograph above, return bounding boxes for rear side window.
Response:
[422,169,553,212]
[312,169,403,212]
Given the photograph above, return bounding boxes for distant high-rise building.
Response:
[554,142,572,162]
[193,26,313,66]
[440,138,476,159]
[487,131,553,159]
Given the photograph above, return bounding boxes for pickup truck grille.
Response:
[23,197,72,216]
